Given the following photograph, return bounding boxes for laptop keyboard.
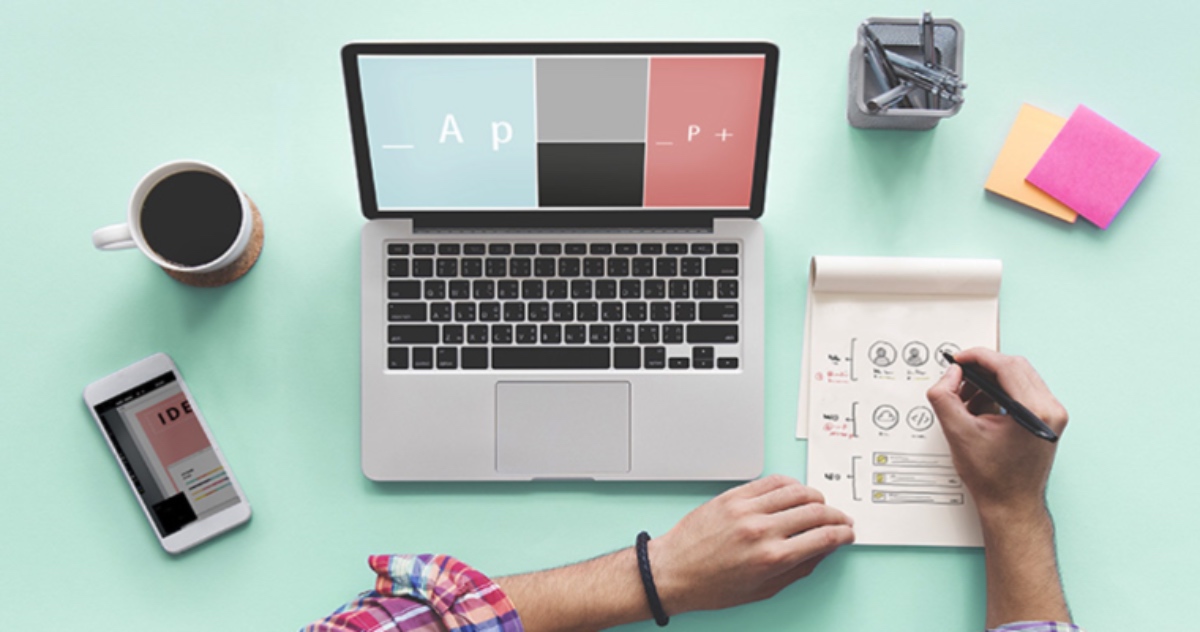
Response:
[384,240,742,371]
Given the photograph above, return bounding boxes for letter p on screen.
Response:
[687,124,701,142]
[491,121,512,151]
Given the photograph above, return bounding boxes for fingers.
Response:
[966,391,1000,416]
[778,524,855,566]
[927,364,970,433]
[773,502,852,539]
[953,348,1068,430]
[752,480,825,514]
[725,473,794,501]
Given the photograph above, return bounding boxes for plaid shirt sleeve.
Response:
[991,622,1083,632]
[302,554,524,632]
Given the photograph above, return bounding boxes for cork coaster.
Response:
[165,199,264,288]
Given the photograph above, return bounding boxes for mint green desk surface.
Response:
[2,1,1196,629]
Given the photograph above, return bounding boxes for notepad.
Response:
[798,256,1001,547]
[1026,105,1159,229]
[984,104,1077,223]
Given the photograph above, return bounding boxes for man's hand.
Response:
[649,474,855,615]
[927,348,1069,519]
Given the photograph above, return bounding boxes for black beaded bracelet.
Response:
[635,531,670,627]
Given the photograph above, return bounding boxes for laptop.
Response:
[342,42,778,481]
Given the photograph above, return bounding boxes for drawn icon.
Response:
[906,406,935,431]
[872,404,900,430]
[868,341,897,367]
[902,341,929,366]
[935,342,961,367]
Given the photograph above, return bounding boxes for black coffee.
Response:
[140,171,242,267]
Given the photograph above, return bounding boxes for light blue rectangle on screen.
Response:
[359,56,537,208]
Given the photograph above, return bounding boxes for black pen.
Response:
[941,352,1059,443]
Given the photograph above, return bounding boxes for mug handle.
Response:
[92,223,136,251]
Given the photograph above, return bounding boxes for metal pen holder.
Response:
[847,16,965,130]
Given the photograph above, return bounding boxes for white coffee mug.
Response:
[93,160,263,286]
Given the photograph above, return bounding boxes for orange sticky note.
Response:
[984,104,1077,223]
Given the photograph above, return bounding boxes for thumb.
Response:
[927,365,969,433]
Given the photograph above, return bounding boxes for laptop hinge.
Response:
[409,211,719,234]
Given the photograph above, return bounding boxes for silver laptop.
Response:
[342,42,778,480]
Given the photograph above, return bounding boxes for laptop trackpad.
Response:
[496,381,631,475]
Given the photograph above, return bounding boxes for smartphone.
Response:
[83,353,251,553]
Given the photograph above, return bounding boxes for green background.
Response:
[1,1,1194,629]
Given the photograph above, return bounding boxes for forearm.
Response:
[980,504,1071,628]
[496,548,650,632]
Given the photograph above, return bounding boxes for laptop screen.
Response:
[344,43,777,216]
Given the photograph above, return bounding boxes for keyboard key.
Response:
[565,325,587,344]
[488,243,511,255]
[552,302,575,322]
[437,347,457,369]
[424,280,446,299]
[626,302,647,321]
[614,347,641,369]
[616,243,638,255]
[467,325,489,344]
[473,280,495,299]
[503,302,525,322]
[492,347,609,369]
[608,258,629,277]
[449,280,470,299]
[718,280,739,299]
[640,243,663,255]
[668,280,690,299]
[674,302,696,322]
[656,257,677,277]
[510,258,532,277]
[540,324,562,344]
[565,243,587,255]
[522,280,544,299]
[583,258,606,277]
[391,326,439,345]
[666,243,688,255]
[691,243,714,255]
[442,325,464,344]
[462,347,488,369]
[414,244,435,255]
[454,303,476,322]
[534,258,556,277]
[638,324,660,344]
[632,258,655,277]
[479,302,501,322]
[577,302,599,322]
[650,302,672,322]
[464,243,487,255]
[693,346,714,360]
[589,243,613,255]
[558,258,581,277]
[620,279,641,299]
[644,280,666,299]
[412,347,433,369]
[388,302,427,322]
[688,325,738,343]
[436,259,458,277]
[412,258,433,277]
[694,358,714,369]
[388,259,410,277]
[705,257,739,277]
[614,325,635,344]
[528,302,550,322]
[700,302,738,321]
[681,258,703,276]
[644,347,666,369]
[589,324,611,344]
[539,243,562,255]
[669,357,690,369]
[717,242,739,254]
[388,347,409,369]
[595,279,617,299]
[718,358,739,369]
[461,258,483,277]
[568,279,591,299]
[515,243,536,255]
[438,243,460,256]
[693,279,715,299]
[547,280,568,299]
[663,324,685,344]
[498,280,519,299]
[486,258,507,277]
[516,325,538,344]
[389,280,421,299]
[492,324,513,344]
[388,243,410,256]
[430,303,452,321]
[601,302,623,321]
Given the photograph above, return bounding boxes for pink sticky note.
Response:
[1025,105,1159,229]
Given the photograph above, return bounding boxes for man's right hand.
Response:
[927,348,1069,519]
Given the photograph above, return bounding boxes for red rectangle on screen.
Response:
[644,56,764,208]
[135,393,211,471]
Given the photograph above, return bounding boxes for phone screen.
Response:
[92,371,242,537]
